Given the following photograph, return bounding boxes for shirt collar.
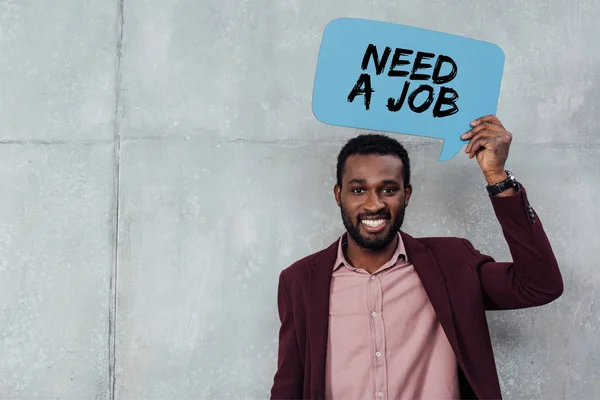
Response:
[333,231,408,271]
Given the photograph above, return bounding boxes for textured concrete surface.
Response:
[0,144,115,399]
[0,0,117,141]
[1,0,599,399]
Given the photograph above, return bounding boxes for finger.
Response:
[471,122,504,134]
[462,122,504,139]
[470,115,504,129]
[465,130,495,153]
[467,137,492,158]
[467,129,512,157]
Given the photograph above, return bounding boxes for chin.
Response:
[356,230,396,249]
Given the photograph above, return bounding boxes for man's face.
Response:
[334,154,412,251]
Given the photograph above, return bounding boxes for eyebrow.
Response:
[348,179,400,186]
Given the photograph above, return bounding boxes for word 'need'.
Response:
[347,44,459,117]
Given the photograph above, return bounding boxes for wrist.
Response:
[484,170,508,185]
[485,169,519,197]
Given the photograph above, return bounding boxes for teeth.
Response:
[362,219,385,227]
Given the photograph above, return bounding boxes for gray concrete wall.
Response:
[1,0,598,399]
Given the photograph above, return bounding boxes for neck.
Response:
[345,234,399,275]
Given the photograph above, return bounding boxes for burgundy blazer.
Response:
[270,186,563,399]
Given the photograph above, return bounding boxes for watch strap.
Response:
[486,170,520,196]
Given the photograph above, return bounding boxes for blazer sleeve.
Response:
[270,271,303,399]
[462,185,564,310]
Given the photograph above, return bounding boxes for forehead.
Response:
[343,154,404,183]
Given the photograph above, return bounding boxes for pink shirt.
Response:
[325,232,459,400]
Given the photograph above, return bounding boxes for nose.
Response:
[363,191,385,213]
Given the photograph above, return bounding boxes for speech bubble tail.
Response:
[438,138,466,162]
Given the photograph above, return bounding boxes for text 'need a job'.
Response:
[347,44,460,117]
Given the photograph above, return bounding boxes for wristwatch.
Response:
[486,170,520,196]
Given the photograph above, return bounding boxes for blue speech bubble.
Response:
[312,18,505,161]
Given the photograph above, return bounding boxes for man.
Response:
[270,115,563,400]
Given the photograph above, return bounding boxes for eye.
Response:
[382,188,397,194]
[351,188,365,194]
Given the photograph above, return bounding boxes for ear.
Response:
[334,184,341,207]
[404,184,413,207]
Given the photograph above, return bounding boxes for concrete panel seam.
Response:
[109,1,125,400]
[0,140,114,145]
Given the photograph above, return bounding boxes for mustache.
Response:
[358,212,391,220]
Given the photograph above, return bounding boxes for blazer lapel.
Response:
[400,231,461,361]
[307,239,337,399]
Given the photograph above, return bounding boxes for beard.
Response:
[340,201,405,251]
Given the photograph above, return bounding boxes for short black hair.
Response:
[336,133,410,189]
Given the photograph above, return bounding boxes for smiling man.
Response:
[270,115,563,400]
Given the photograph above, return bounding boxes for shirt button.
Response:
[370,275,375,280]
[378,392,384,397]
[375,351,381,357]
[372,312,377,317]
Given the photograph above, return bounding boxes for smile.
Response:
[360,218,389,233]
[361,219,386,227]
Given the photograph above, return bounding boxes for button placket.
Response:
[370,271,386,399]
